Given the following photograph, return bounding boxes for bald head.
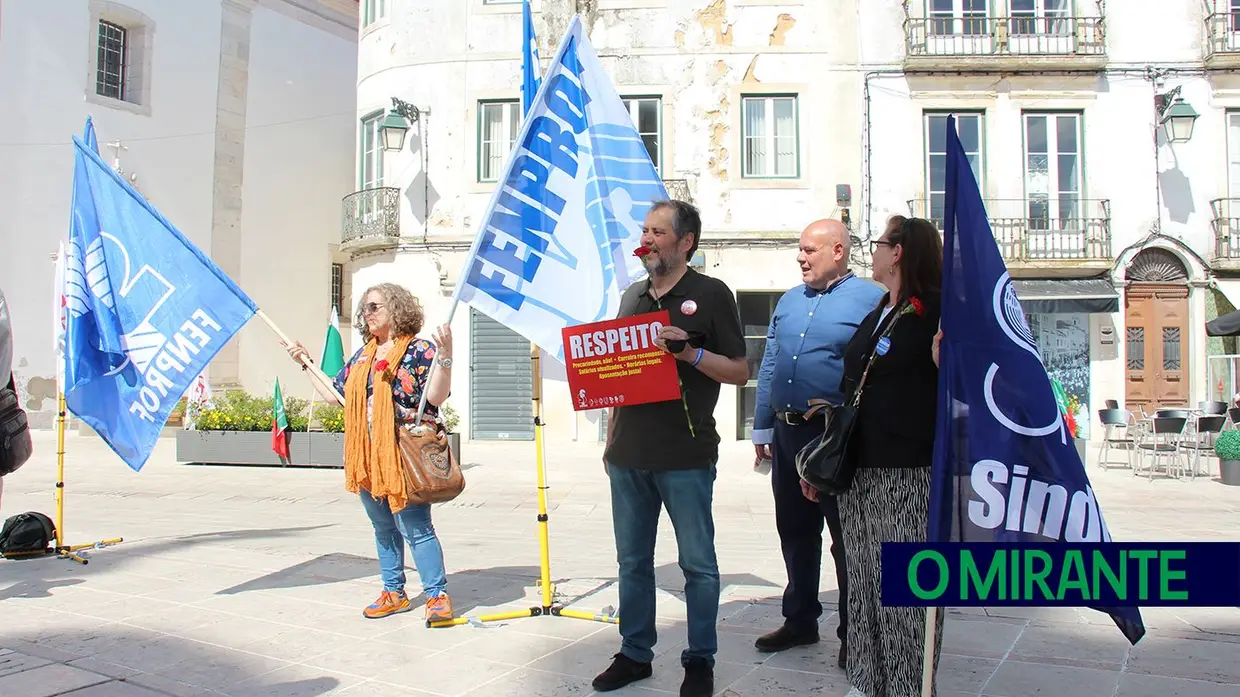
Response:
[798,219,851,290]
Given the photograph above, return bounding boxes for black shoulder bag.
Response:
[794,302,906,496]
[1,375,33,477]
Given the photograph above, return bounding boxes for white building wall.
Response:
[352,0,1240,445]
[0,0,357,426]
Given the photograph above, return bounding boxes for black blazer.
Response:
[839,293,941,469]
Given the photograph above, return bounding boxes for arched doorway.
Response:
[1124,248,1190,413]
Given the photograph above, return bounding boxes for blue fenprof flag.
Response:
[931,116,1146,644]
[522,0,541,115]
[458,15,665,362]
[64,136,258,471]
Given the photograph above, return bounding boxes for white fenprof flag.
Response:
[54,240,67,388]
[454,15,667,364]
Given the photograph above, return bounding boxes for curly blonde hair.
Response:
[354,283,425,343]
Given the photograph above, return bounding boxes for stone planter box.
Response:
[447,432,461,464]
[176,430,344,467]
[1074,438,1088,465]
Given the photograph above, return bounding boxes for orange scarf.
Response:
[344,336,416,512]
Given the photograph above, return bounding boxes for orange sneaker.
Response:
[425,593,454,624]
[363,589,412,619]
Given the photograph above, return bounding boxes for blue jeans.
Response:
[358,489,447,598]
[607,462,719,667]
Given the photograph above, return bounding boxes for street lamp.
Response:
[1160,96,1200,144]
[379,97,421,152]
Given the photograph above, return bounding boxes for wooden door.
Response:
[1125,285,1189,414]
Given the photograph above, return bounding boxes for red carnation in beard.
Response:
[634,245,654,259]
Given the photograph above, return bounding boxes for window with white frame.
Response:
[359,112,385,191]
[928,0,987,36]
[95,20,128,100]
[1023,112,1083,229]
[621,97,662,174]
[1010,0,1070,36]
[1228,111,1240,199]
[924,112,984,220]
[478,100,521,183]
[741,95,799,179]
[362,0,387,27]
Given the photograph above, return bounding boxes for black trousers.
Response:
[770,419,848,641]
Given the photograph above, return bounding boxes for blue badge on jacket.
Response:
[876,337,891,356]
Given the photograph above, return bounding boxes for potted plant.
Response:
[1065,393,1087,464]
[441,403,461,464]
[1213,429,1240,486]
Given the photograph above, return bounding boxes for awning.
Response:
[1207,309,1240,337]
[1013,279,1119,314]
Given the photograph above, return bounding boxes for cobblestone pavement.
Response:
[1,430,1238,697]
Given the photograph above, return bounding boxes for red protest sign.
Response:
[561,310,682,411]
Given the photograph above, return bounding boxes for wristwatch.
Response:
[437,356,453,368]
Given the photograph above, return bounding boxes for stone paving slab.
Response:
[0,431,1237,696]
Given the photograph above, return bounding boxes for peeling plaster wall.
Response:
[359,0,867,443]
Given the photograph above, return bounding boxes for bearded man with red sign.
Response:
[591,200,749,697]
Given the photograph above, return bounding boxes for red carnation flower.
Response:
[374,359,390,373]
[634,245,653,258]
[909,297,925,316]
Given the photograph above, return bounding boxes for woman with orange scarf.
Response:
[283,283,455,622]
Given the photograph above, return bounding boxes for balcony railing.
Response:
[341,186,400,249]
[663,179,693,204]
[1206,12,1240,61]
[1210,198,1240,261]
[907,198,1112,262]
[906,15,1105,60]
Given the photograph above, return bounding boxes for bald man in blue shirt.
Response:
[751,219,884,667]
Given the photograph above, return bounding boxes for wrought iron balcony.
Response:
[1205,13,1240,67]
[907,198,1112,264]
[341,186,400,252]
[1210,198,1240,267]
[663,179,693,204]
[904,15,1106,72]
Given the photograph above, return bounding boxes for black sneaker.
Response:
[591,653,653,692]
[754,625,819,653]
[680,658,713,697]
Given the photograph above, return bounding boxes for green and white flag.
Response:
[321,306,345,377]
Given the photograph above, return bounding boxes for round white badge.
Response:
[681,300,698,316]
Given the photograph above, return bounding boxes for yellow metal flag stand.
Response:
[426,345,619,629]
[51,392,123,564]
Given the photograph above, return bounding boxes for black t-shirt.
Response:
[604,268,747,471]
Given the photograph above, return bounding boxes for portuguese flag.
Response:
[272,378,290,460]
[321,306,345,377]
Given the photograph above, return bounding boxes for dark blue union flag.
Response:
[929,115,1146,645]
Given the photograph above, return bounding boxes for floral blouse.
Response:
[332,339,441,430]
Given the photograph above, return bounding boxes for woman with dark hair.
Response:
[283,282,456,623]
[817,215,945,697]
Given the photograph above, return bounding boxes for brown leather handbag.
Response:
[395,424,465,505]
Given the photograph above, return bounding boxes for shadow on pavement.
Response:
[0,626,346,697]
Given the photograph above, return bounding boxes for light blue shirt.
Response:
[752,273,884,446]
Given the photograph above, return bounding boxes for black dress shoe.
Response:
[754,625,820,653]
[681,658,713,697]
[592,653,653,692]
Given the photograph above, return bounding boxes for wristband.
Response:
[691,347,704,367]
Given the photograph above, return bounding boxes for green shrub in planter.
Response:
[440,403,459,433]
[317,404,345,433]
[1214,429,1240,461]
[192,389,310,432]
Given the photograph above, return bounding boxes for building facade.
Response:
[0,0,359,427]
[344,0,1240,447]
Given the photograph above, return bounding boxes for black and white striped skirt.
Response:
[839,466,945,697]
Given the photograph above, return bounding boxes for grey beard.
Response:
[645,256,673,277]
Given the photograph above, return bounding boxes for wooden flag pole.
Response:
[255,309,345,404]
